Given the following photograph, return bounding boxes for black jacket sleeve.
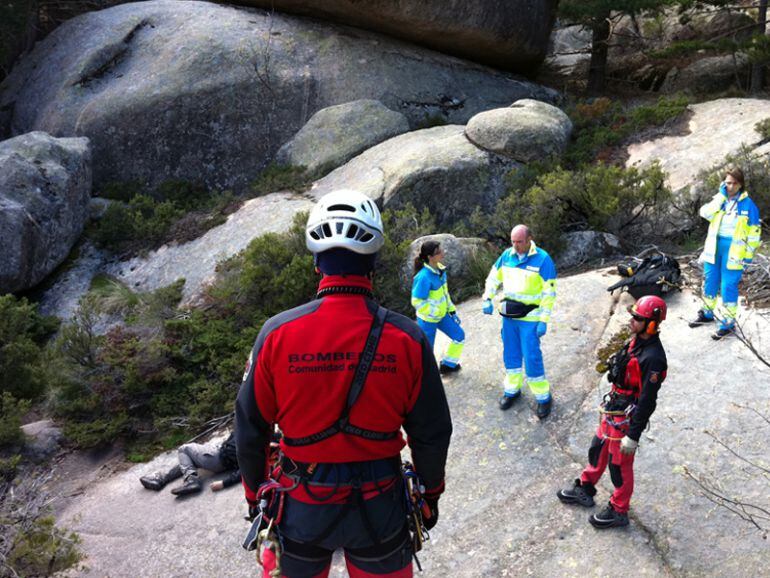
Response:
[222,468,242,489]
[403,333,453,497]
[234,338,273,504]
[627,356,666,442]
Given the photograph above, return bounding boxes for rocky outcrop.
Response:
[275,100,409,177]
[0,0,557,193]
[310,125,520,227]
[661,53,750,94]
[233,0,558,74]
[465,99,573,162]
[403,233,486,291]
[556,231,622,270]
[0,132,91,293]
[21,419,63,462]
[626,98,770,194]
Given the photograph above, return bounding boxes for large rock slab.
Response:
[233,0,558,74]
[626,98,770,193]
[107,192,314,305]
[0,0,557,192]
[465,98,573,162]
[275,99,410,177]
[0,132,91,293]
[53,270,770,576]
[310,125,520,227]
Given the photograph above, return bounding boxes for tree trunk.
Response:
[587,14,611,95]
[751,0,768,93]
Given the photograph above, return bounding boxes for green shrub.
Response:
[252,163,312,196]
[0,295,58,402]
[755,118,770,141]
[98,181,142,202]
[565,95,690,168]
[449,244,499,304]
[156,179,211,210]
[90,194,184,252]
[478,162,672,256]
[0,392,30,448]
[4,515,82,577]
[90,181,235,255]
[0,454,20,482]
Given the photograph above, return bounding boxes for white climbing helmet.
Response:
[305,190,384,255]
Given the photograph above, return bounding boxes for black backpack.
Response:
[607,253,681,299]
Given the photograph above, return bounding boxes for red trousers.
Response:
[579,421,635,514]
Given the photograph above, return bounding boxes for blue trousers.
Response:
[703,236,743,329]
[417,315,465,368]
[501,318,550,402]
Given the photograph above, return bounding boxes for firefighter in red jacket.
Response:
[557,295,668,529]
[235,189,452,577]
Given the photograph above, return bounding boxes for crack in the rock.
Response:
[73,19,153,87]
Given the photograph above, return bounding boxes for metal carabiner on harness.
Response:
[402,462,429,571]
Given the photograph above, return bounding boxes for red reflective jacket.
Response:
[235,275,452,504]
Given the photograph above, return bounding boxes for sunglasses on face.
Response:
[631,314,646,322]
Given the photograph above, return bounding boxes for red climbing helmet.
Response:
[629,295,667,322]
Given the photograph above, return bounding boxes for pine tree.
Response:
[559,0,677,94]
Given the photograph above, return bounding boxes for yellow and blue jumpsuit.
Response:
[699,188,761,330]
[412,263,465,369]
[484,242,557,404]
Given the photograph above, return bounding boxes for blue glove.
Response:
[482,300,494,315]
[450,311,461,324]
[536,322,547,337]
[719,182,728,198]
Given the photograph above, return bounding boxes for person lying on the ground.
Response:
[139,431,240,496]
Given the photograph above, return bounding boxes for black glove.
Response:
[423,497,439,531]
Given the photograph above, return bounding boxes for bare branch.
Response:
[704,430,770,475]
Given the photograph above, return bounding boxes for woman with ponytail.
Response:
[411,240,465,374]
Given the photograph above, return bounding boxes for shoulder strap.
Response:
[343,305,388,416]
[282,305,395,447]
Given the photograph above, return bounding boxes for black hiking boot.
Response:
[171,475,202,496]
[557,479,596,508]
[688,310,714,328]
[711,326,735,340]
[140,465,182,491]
[589,503,629,529]
[536,399,552,420]
[499,393,520,411]
[439,363,461,375]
